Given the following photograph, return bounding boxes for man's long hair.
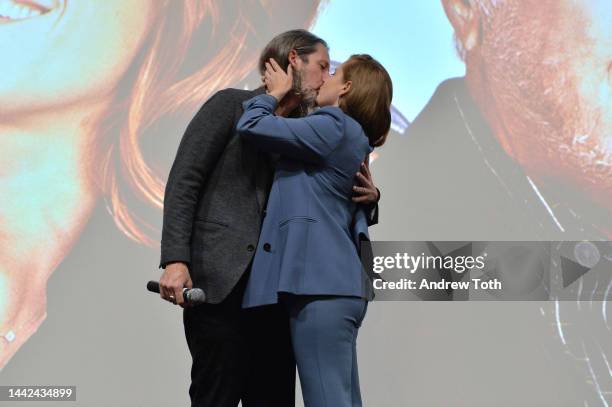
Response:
[258,29,328,117]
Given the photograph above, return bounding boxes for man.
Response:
[159,30,380,407]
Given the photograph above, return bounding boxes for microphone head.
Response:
[185,288,206,304]
[147,280,160,293]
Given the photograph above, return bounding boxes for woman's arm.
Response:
[236,94,345,164]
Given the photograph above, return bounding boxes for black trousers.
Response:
[183,271,296,407]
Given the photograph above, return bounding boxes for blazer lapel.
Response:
[247,87,274,213]
[254,152,273,213]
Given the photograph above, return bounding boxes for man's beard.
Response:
[292,69,318,117]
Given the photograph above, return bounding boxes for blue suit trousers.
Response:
[281,295,368,407]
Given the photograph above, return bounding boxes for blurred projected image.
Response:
[399,0,611,240]
[548,241,612,406]
[438,5,612,401]
[0,0,320,369]
[396,0,611,403]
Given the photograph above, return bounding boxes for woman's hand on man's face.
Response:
[264,58,293,102]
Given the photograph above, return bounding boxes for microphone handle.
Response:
[146,280,199,302]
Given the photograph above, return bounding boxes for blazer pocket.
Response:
[278,216,318,228]
[194,217,229,228]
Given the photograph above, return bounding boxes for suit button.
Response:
[263,243,271,252]
[262,210,267,218]
[247,244,255,252]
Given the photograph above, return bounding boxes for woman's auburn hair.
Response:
[338,54,393,147]
[91,0,320,246]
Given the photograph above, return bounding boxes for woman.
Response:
[237,55,392,406]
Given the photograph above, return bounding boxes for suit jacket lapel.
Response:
[246,87,274,213]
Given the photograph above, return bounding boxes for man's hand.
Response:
[352,157,380,204]
[264,58,293,102]
[159,262,193,308]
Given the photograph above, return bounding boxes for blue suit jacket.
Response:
[237,94,375,307]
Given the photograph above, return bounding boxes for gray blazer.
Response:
[160,88,378,304]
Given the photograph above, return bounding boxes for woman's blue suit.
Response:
[236,93,373,407]
[237,94,374,308]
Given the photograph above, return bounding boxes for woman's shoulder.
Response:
[312,107,369,140]
[334,110,368,143]
[311,108,371,152]
[310,105,345,120]
[304,106,348,137]
[310,106,358,132]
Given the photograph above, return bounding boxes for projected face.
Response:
[0,0,325,372]
[0,0,153,115]
[0,0,154,368]
[443,1,612,402]
[444,0,612,218]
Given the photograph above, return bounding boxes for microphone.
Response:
[146,281,206,305]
